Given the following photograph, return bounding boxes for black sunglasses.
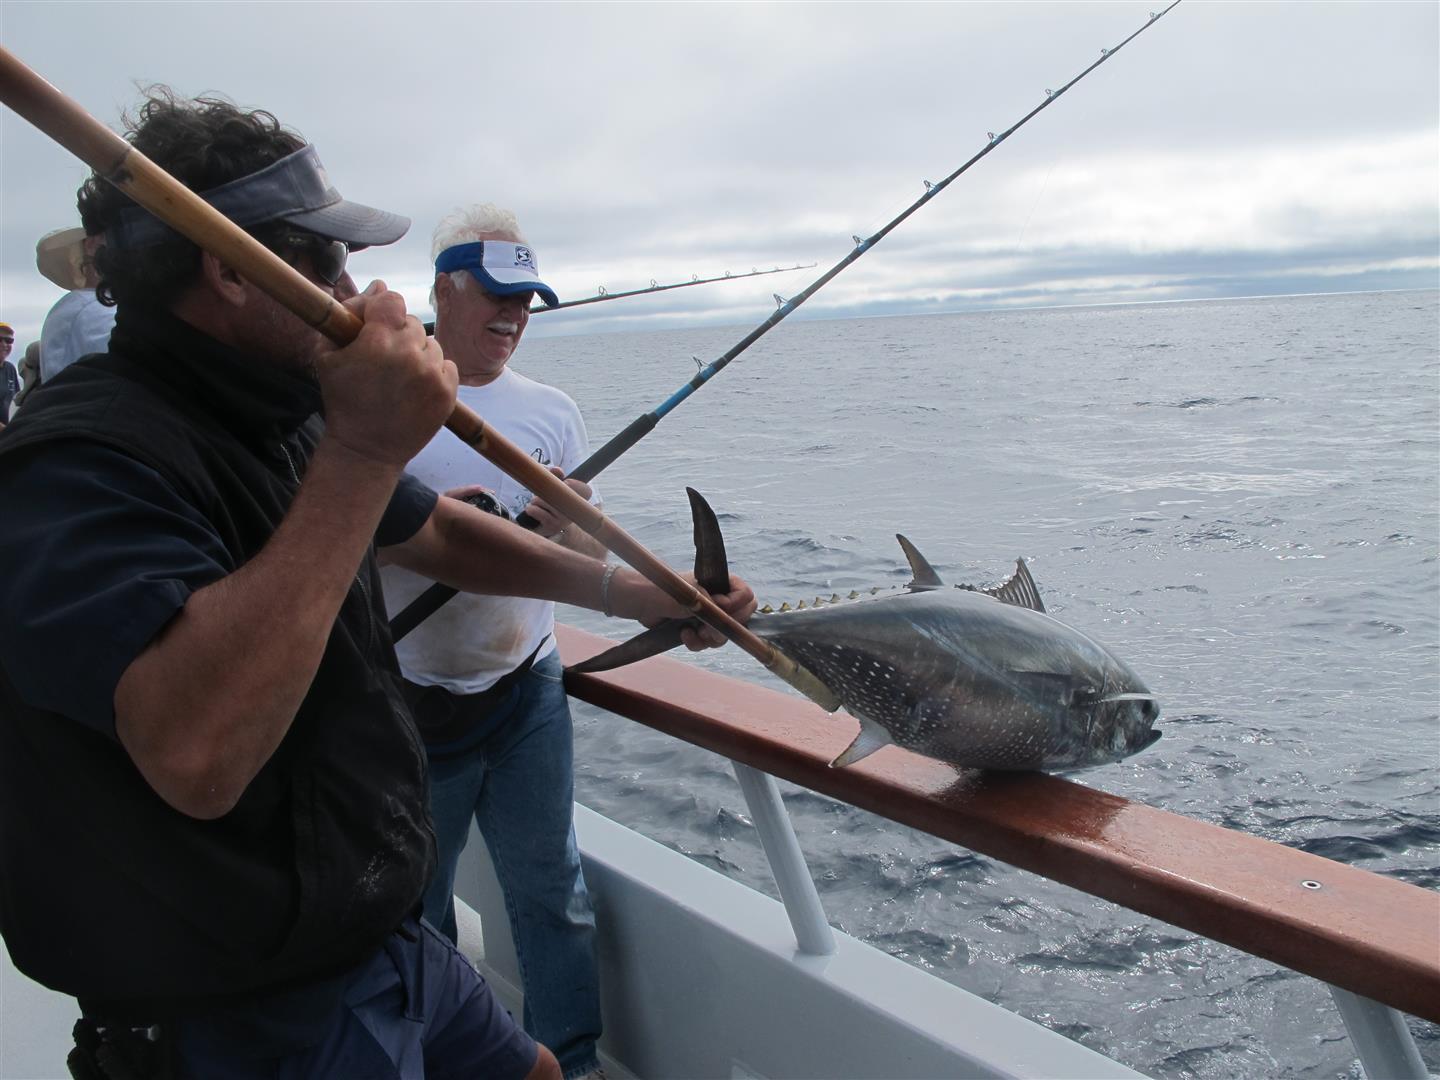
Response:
[273,232,349,287]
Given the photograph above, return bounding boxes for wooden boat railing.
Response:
[556,624,1438,1074]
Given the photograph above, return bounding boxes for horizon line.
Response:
[527,284,1440,342]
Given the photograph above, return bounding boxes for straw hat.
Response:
[35,227,89,291]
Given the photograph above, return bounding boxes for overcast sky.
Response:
[1,1,1435,345]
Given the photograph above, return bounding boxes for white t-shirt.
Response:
[381,367,600,693]
[39,290,116,382]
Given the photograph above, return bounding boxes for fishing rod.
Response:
[0,43,844,713]
[388,0,1184,642]
[552,1,1183,488]
[538,263,815,312]
[420,261,814,331]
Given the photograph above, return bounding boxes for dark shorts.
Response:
[171,918,537,1079]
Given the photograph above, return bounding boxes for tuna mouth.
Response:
[1140,728,1162,750]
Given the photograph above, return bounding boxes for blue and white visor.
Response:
[435,241,560,308]
[106,145,410,251]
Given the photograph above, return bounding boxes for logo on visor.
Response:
[514,246,535,270]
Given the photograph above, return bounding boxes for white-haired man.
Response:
[380,205,606,1080]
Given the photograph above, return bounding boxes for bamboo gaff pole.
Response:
[0,45,843,713]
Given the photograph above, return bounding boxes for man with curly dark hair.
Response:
[0,89,754,1079]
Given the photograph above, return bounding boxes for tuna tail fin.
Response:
[688,487,731,593]
[567,488,731,676]
[896,534,946,590]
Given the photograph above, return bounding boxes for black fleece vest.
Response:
[0,308,434,1015]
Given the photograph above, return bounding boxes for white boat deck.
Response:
[1,804,1144,1079]
[454,805,1144,1080]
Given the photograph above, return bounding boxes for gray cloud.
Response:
[2,1,1435,344]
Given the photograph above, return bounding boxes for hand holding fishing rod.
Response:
[390,0,1184,640]
[0,43,842,712]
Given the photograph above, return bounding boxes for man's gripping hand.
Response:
[678,573,757,651]
[525,467,595,538]
[316,282,458,468]
[611,570,758,651]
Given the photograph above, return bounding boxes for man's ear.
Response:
[199,249,249,307]
[434,272,455,307]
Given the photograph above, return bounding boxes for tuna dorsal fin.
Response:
[829,715,894,768]
[896,534,946,590]
[986,559,1045,613]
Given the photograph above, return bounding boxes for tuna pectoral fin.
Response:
[567,621,690,674]
[830,716,894,768]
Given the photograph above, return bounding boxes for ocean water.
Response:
[518,289,1439,1078]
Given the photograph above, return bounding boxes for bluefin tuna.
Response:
[571,490,1161,772]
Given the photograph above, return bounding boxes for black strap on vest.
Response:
[401,636,551,749]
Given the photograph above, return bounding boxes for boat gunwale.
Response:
[557,623,1440,1025]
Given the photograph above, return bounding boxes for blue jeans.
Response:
[418,653,601,1078]
[169,918,537,1079]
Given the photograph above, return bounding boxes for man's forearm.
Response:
[389,496,686,621]
[115,436,403,819]
[389,495,757,647]
[393,496,606,601]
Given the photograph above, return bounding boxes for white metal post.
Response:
[1328,985,1428,1080]
[732,762,837,956]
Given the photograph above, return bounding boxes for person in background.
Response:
[0,323,19,427]
[36,226,118,382]
[14,341,42,411]
[0,90,753,1079]
[380,205,607,1080]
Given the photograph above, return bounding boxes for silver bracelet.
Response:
[599,563,620,618]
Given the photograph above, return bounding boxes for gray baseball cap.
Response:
[106,145,409,251]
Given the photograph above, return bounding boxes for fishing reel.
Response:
[460,490,511,521]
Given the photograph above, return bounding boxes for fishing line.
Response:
[390,0,1184,641]
[1014,161,1057,253]
[1014,60,1103,255]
